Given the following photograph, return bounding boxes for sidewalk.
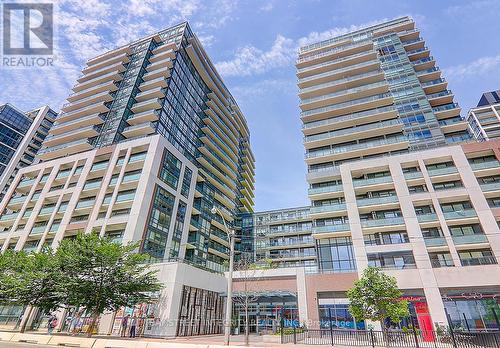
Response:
[0,331,323,348]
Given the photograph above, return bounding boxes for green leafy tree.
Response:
[347,267,409,337]
[56,232,162,337]
[1,248,64,332]
[0,250,18,302]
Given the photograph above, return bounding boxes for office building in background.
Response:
[0,105,56,200]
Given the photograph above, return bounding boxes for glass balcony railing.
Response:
[403,171,423,180]
[356,195,398,207]
[299,71,385,99]
[310,203,347,214]
[312,224,350,234]
[303,105,396,130]
[297,50,375,74]
[460,256,497,266]
[298,59,379,84]
[353,175,393,187]
[361,217,405,228]
[297,39,372,64]
[417,213,438,223]
[75,199,95,209]
[438,117,464,126]
[301,92,392,118]
[128,152,147,163]
[443,209,477,220]
[426,166,457,176]
[427,90,453,99]
[18,178,36,187]
[306,136,407,159]
[8,196,27,205]
[90,161,109,172]
[122,172,142,183]
[421,78,445,87]
[308,185,343,195]
[56,170,71,179]
[39,206,55,215]
[0,212,18,221]
[480,182,500,192]
[470,161,500,171]
[433,103,460,113]
[304,118,401,143]
[407,46,428,55]
[452,234,488,245]
[416,66,439,76]
[83,180,102,190]
[431,259,454,268]
[31,225,48,234]
[115,191,136,203]
[424,237,447,247]
[412,56,433,65]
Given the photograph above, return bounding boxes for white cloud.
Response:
[260,2,273,12]
[444,54,500,81]
[197,34,216,48]
[215,35,295,77]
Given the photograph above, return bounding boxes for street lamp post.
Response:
[211,206,235,346]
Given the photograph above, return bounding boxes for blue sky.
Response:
[1,0,500,211]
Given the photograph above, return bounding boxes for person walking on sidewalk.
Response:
[47,314,58,335]
[120,315,130,337]
[129,316,137,338]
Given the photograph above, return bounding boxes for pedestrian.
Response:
[129,316,137,338]
[47,314,58,335]
[121,315,130,337]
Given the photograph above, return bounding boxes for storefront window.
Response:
[443,293,500,331]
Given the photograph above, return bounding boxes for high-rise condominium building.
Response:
[467,90,500,141]
[0,105,56,200]
[0,22,254,337]
[228,17,499,335]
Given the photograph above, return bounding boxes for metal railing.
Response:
[282,327,500,348]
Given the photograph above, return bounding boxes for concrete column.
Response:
[296,267,309,324]
[422,287,448,328]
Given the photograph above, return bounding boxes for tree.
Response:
[347,267,409,339]
[55,232,163,337]
[0,248,64,332]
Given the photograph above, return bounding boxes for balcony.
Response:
[130,98,162,113]
[452,234,488,245]
[301,93,394,122]
[305,136,408,164]
[310,203,347,215]
[426,90,454,106]
[135,87,164,102]
[480,182,500,192]
[412,57,435,71]
[43,125,100,147]
[407,46,429,60]
[302,105,397,135]
[299,71,386,101]
[300,80,389,111]
[402,37,424,51]
[432,103,461,120]
[17,177,37,189]
[61,91,113,113]
[308,184,343,196]
[421,78,447,94]
[312,223,350,234]
[361,217,405,228]
[86,46,131,66]
[50,114,105,135]
[67,80,118,102]
[424,237,447,247]
[296,40,373,68]
[443,209,477,221]
[403,171,423,180]
[73,70,123,93]
[122,122,156,138]
[38,138,93,161]
[31,224,48,235]
[470,161,500,171]
[146,57,173,72]
[460,256,497,266]
[297,59,380,88]
[75,199,95,210]
[438,117,468,134]
[427,166,457,177]
[417,213,438,223]
[353,175,393,188]
[7,195,26,208]
[357,195,398,207]
[126,109,160,125]
[84,51,130,73]
[139,76,167,91]
[149,49,175,63]
[78,61,127,84]
[142,66,171,82]
[304,118,402,149]
[296,50,378,78]
[0,212,18,223]
[57,103,110,123]
[416,66,441,82]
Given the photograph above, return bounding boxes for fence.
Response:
[281,328,500,348]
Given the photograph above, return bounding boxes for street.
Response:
[0,342,57,348]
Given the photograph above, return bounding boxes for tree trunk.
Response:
[19,306,33,333]
[244,301,249,346]
[381,320,389,348]
[86,311,99,338]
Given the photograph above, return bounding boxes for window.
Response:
[367,251,416,269]
[421,227,443,239]
[429,253,454,268]
[408,184,427,194]
[317,237,356,272]
[180,167,192,198]
[441,201,472,213]
[159,149,181,190]
[364,231,409,245]
[459,249,496,266]
[468,155,497,164]
[426,161,455,170]
[449,224,483,236]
